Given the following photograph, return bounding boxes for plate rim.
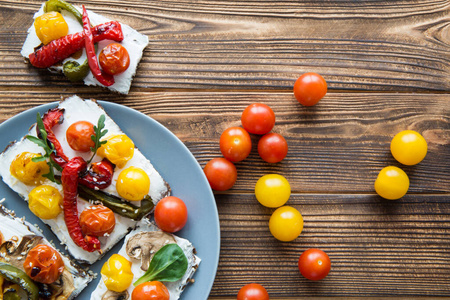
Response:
[0,98,220,300]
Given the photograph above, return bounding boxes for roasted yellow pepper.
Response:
[10,152,49,185]
[97,134,134,168]
[101,254,134,292]
[28,185,63,219]
[34,11,68,45]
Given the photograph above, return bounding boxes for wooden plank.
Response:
[212,298,440,300]
[0,90,448,193]
[0,0,449,91]
[210,193,450,297]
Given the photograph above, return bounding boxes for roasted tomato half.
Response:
[23,244,65,284]
[79,205,116,237]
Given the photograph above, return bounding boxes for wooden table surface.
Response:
[1,0,449,299]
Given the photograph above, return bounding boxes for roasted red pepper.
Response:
[79,159,115,189]
[29,21,124,69]
[40,108,69,168]
[62,157,101,252]
[82,6,114,87]
[38,108,118,253]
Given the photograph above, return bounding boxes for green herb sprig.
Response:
[87,114,108,164]
[25,113,62,183]
[133,244,188,286]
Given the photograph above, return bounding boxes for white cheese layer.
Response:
[0,96,170,264]
[0,207,92,300]
[21,4,149,94]
[90,220,201,300]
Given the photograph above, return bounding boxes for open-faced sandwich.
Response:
[91,220,200,300]
[21,0,149,94]
[0,96,170,264]
[0,204,93,299]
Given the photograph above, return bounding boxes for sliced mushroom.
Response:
[102,290,129,300]
[126,231,176,271]
[0,235,42,267]
[48,269,75,300]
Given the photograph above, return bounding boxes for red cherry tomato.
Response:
[203,158,237,191]
[66,121,95,152]
[241,103,275,135]
[293,72,327,106]
[99,43,130,75]
[219,127,252,162]
[132,281,170,300]
[79,205,116,237]
[258,133,288,163]
[237,283,269,300]
[23,244,65,284]
[154,196,188,233]
[298,248,331,281]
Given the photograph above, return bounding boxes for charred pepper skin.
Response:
[62,157,101,252]
[29,21,124,69]
[79,159,115,189]
[78,185,155,221]
[82,6,115,87]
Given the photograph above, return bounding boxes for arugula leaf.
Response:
[133,244,188,286]
[25,113,59,183]
[87,114,108,164]
[26,136,48,150]
[42,167,59,183]
[30,155,47,163]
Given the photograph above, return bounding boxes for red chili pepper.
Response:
[79,159,115,189]
[29,21,124,69]
[40,108,69,168]
[62,157,101,252]
[82,6,114,87]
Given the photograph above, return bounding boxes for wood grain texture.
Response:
[211,193,450,297]
[0,91,448,194]
[0,0,449,91]
[0,0,449,298]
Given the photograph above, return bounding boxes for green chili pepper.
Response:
[0,262,39,300]
[44,0,82,25]
[4,288,22,300]
[63,59,90,82]
[44,0,89,81]
[78,185,155,220]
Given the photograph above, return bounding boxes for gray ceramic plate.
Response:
[0,100,220,300]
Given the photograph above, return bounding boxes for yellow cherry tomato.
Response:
[101,254,134,292]
[97,134,135,168]
[10,152,49,185]
[34,12,68,45]
[255,174,291,208]
[390,130,427,166]
[28,185,63,219]
[374,166,409,200]
[116,167,150,201]
[269,206,303,242]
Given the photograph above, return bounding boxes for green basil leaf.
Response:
[134,244,188,286]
